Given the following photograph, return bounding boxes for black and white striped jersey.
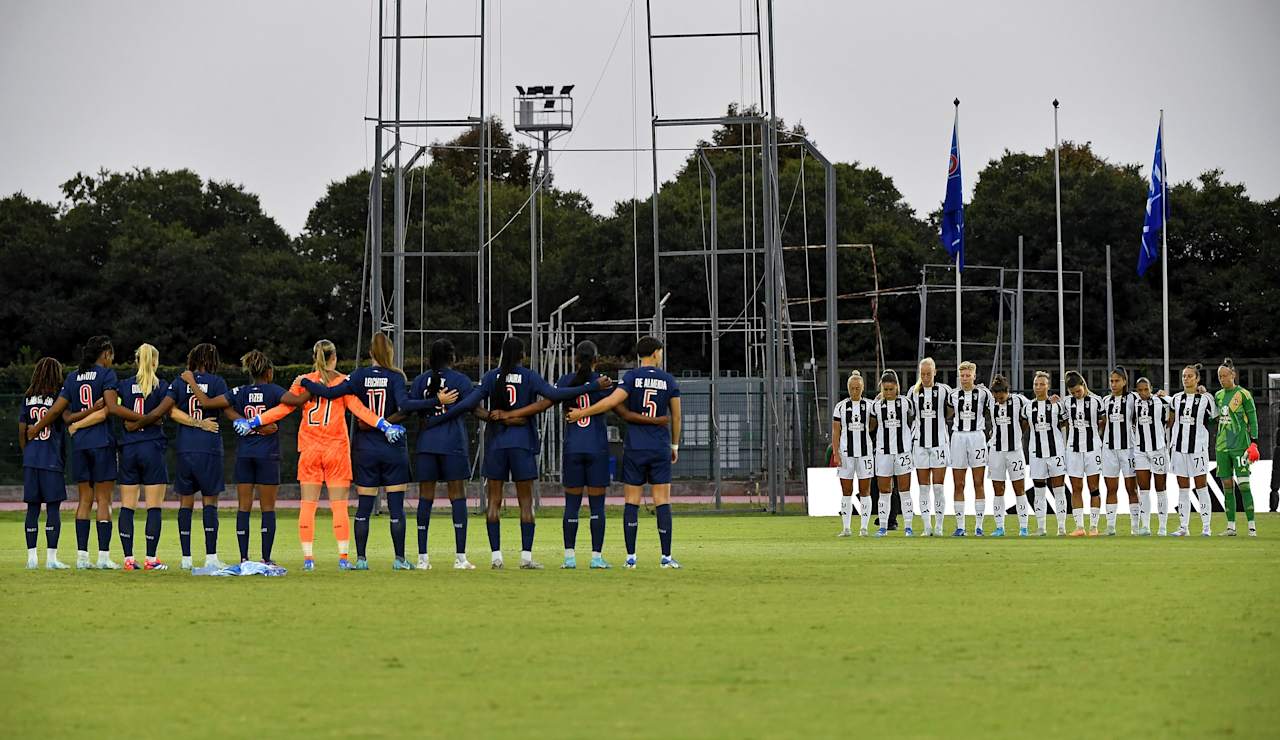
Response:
[949,385,994,433]
[1133,395,1171,452]
[909,382,951,449]
[1024,398,1065,458]
[1169,391,1217,455]
[1101,392,1139,451]
[1064,394,1104,453]
[989,395,1027,452]
[832,397,876,458]
[872,397,915,456]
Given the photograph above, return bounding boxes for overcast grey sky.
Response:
[2,1,1277,236]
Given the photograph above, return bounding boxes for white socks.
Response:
[1178,488,1192,530]
[1016,494,1030,530]
[1130,499,1142,532]
[974,497,987,532]
[877,493,891,530]
[1106,503,1118,529]
[1157,491,1169,531]
[1034,488,1049,531]
[954,499,966,532]
[1074,508,1086,529]
[521,550,533,563]
[491,550,503,563]
[900,492,914,531]
[933,485,946,529]
[1053,486,1068,531]
[859,495,872,531]
[918,485,933,529]
[1197,487,1212,530]
[839,495,854,531]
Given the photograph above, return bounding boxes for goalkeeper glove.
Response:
[1247,442,1260,462]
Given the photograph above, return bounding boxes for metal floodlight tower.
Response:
[513,84,574,373]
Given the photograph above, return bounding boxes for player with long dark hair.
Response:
[18,358,71,569]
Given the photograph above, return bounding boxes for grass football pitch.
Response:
[3,509,1277,738]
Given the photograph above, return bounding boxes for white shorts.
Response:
[1170,450,1208,479]
[1066,450,1103,478]
[1101,448,1136,478]
[874,452,913,477]
[837,454,874,481]
[949,431,988,469]
[988,450,1026,482]
[912,445,948,470]
[1029,454,1067,480]
[1133,449,1168,475]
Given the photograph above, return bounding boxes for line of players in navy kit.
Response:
[831,357,1261,539]
[16,333,683,572]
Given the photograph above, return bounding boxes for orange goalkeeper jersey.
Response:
[256,371,382,453]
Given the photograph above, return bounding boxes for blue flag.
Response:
[940,116,964,269]
[1138,120,1164,276]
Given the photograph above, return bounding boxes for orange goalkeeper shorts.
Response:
[297,446,353,486]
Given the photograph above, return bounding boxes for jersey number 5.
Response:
[642,389,658,418]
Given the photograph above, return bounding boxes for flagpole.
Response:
[1159,110,1169,392]
[954,99,962,365]
[1053,99,1066,395]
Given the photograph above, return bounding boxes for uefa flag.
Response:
[941,116,964,270]
[1138,120,1164,277]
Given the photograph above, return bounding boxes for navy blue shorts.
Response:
[622,448,672,486]
[118,440,169,486]
[175,453,225,496]
[234,456,281,486]
[483,447,538,482]
[415,452,471,482]
[355,447,412,488]
[563,451,610,489]
[24,468,67,503]
[71,446,117,484]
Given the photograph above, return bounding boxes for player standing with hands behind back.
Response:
[567,337,682,569]
[1214,359,1260,536]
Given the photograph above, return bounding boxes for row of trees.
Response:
[1,107,1276,376]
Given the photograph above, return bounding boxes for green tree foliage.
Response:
[1,114,1275,378]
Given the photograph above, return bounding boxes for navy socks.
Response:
[45,503,61,549]
[118,507,135,557]
[563,493,583,549]
[260,511,276,561]
[417,497,435,555]
[623,503,639,555]
[588,495,606,552]
[354,495,376,558]
[202,503,218,555]
[236,510,251,561]
[75,518,90,552]
[96,518,112,553]
[486,519,501,552]
[145,507,162,558]
[450,497,468,554]
[177,507,193,556]
[520,520,535,552]
[24,502,39,549]
[655,503,673,557]
[387,492,406,559]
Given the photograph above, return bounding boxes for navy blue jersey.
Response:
[434,366,599,451]
[58,365,117,450]
[410,368,473,456]
[304,366,435,454]
[20,394,65,472]
[166,372,229,455]
[558,371,611,455]
[620,366,680,450]
[115,375,170,446]
[224,383,286,459]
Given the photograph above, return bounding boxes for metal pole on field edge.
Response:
[698,148,722,509]
[1052,99,1066,395]
[954,100,962,366]
[1015,236,1024,391]
[1105,244,1115,371]
[1159,110,1170,392]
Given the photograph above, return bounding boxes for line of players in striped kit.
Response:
[831,357,1261,538]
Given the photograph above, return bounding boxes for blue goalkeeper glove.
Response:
[233,417,261,437]
[376,418,405,443]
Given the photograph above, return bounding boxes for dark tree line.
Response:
[2,109,1276,376]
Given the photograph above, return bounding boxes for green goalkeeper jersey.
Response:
[1214,385,1257,454]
